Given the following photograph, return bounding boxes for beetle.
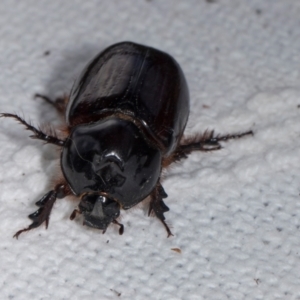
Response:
[0,41,252,238]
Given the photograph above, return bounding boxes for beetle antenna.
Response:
[113,220,124,235]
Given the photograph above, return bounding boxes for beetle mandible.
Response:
[1,42,252,238]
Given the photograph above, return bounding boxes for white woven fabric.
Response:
[0,1,300,299]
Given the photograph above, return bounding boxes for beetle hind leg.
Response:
[35,93,68,115]
[149,183,173,237]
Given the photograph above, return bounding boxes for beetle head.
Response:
[61,117,162,209]
[78,194,121,233]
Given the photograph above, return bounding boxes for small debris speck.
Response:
[171,248,182,254]
[110,289,121,297]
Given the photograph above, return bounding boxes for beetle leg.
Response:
[13,184,67,239]
[0,113,65,146]
[148,183,173,237]
[172,129,253,162]
[35,93,68,114]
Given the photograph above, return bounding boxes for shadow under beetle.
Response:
[0,42,253,238]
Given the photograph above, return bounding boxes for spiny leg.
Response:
[173,129,253,162]
[14,184,67,239]
[206,130,253,143]
[35,93,68,114]
[148,183,173,237]
[0,113,65,146]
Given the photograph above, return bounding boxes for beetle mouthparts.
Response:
[79,194,121,231]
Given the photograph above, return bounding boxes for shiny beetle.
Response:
[1,42,252,238]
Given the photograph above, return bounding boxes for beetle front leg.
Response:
[14,184,67,239]
[149,183,173,237]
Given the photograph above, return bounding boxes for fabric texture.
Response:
[0,1,299,299]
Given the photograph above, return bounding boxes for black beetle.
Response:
[1,42,252,238]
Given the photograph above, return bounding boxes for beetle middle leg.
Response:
[168,129,253,163]
[0,113,65,146]
[14,183,68,239]
[35,93,68,114]
[148,183,173,237]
